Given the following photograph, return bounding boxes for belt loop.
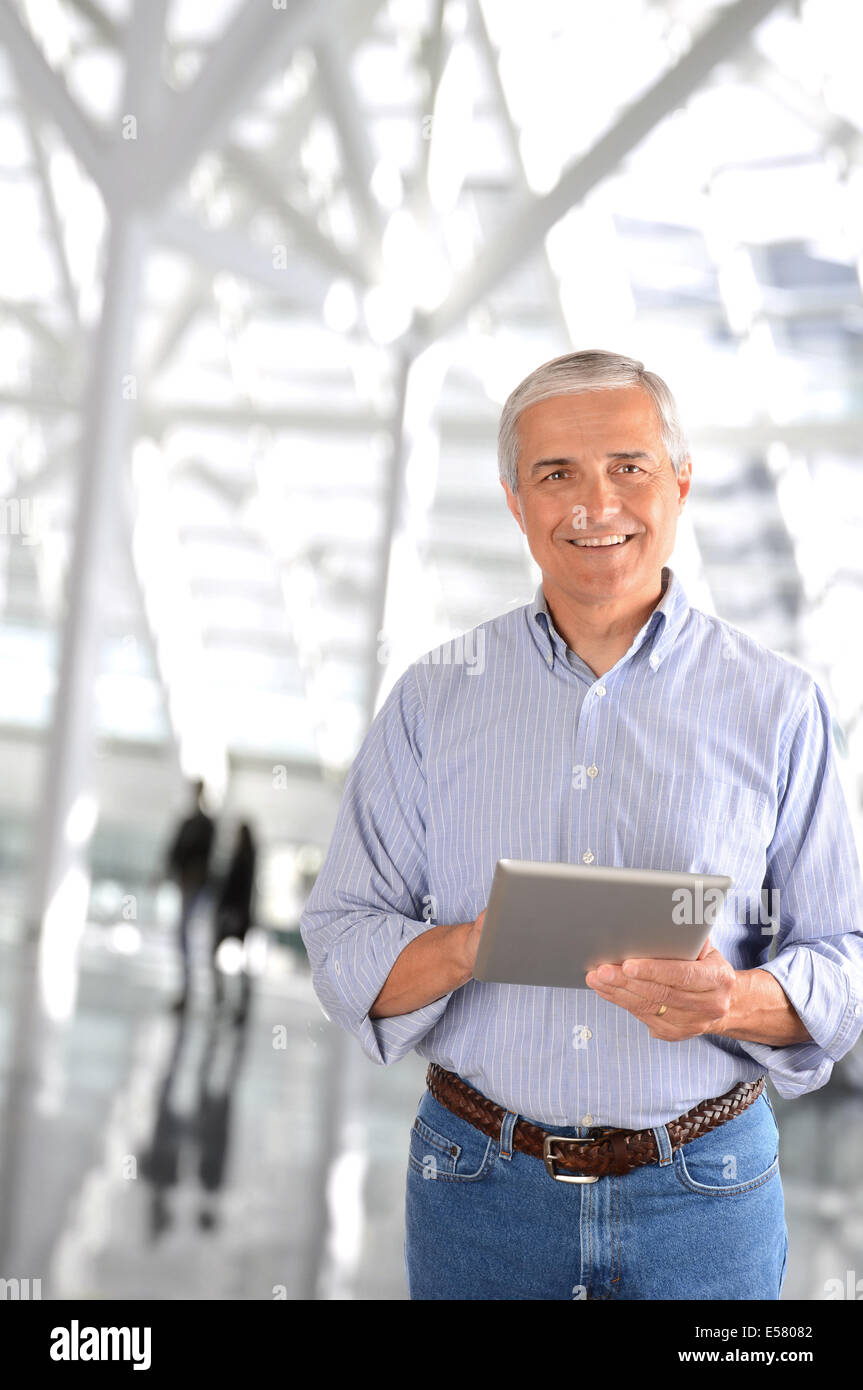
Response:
[499,1109,517,1161]
[651,1122,674,1166]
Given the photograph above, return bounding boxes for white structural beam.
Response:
[154,211,332,308]
[364,351,411,730]
[26,214,146,937]
[0,0,108,188]
[65,0,120,46]
[363,342,451,729]
[138,275,209,384]
[0,303,63,355]
[467,0,570,341]
[223,144,370,286]
[119,0,172,133]
[409,0,447,216]
[107,0,325,206]
[18,103,81,330]
[143,170,361,388]
[313,28,385,269]
[420,0,786,342]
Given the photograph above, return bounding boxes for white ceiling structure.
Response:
[1,0,863,927]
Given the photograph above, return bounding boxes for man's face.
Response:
[501,387,691,610]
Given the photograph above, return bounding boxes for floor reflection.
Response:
[138,1003,250,1241]
[0,913,860,1300]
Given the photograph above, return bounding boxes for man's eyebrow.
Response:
[528,450,654,474]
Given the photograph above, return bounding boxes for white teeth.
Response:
[572,534,630,547]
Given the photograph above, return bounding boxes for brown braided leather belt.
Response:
[426,1063,765,1182]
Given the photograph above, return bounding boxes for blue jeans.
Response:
[405,1078,788,1300]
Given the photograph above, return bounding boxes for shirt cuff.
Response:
[321,915,455,1066]
[728,1037,834,1099]
[757,949,863,1062]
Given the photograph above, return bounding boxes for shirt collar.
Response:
[528,565,690,673]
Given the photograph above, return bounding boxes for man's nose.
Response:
[574,472,624,524]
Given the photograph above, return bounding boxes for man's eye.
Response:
[542,465,642,481]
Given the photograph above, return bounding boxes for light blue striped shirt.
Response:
[300,566,863,1128]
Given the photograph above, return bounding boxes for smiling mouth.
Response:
[566,534,637,549]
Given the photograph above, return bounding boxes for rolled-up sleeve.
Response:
[299,666,453,1065]
[737,680,863,1096]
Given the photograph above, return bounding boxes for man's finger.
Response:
[587,958,710,993]
[587,977,709,1016]
[618,955,725,991]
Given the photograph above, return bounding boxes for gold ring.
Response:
[656,1004,668,1017]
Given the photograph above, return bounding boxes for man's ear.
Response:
[677,456,692,510]
[500,477,526,535]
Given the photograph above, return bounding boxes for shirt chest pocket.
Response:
[631,773,769,877]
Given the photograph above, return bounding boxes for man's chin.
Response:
[542,558,643,598]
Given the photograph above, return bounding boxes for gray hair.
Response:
[497,349,689,492]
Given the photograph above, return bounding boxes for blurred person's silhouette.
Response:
[164,779,216,1012]
[212,821,257,1024]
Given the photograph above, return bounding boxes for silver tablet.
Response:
[473,859,733,989]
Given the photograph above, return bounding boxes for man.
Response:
[300,349,863,1300]
[211,820,257,1022]
[164,778,216,1012]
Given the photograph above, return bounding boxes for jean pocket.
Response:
[407,1090,499,1183]
[674,1093,779,1196]
[762,1086,780,1129]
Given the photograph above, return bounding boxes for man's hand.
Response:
[585,937,735,1040]
[585,937,813,1045]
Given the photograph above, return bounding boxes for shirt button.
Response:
[335,961,341,975]
[582,850,594,864]
[649,655,659,669]
[855,1004,863,1017]
[587,764,598,778]
[582,1114,594,1126]
[595,686,606,697]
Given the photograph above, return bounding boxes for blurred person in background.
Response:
[212,821,257,1024]
[163,779,216,1012]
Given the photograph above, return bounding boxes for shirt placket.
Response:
[562,652,608,1126]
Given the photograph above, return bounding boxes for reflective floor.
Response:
[0,910,860,1301]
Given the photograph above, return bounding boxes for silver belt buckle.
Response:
[542,1135,600,1184]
